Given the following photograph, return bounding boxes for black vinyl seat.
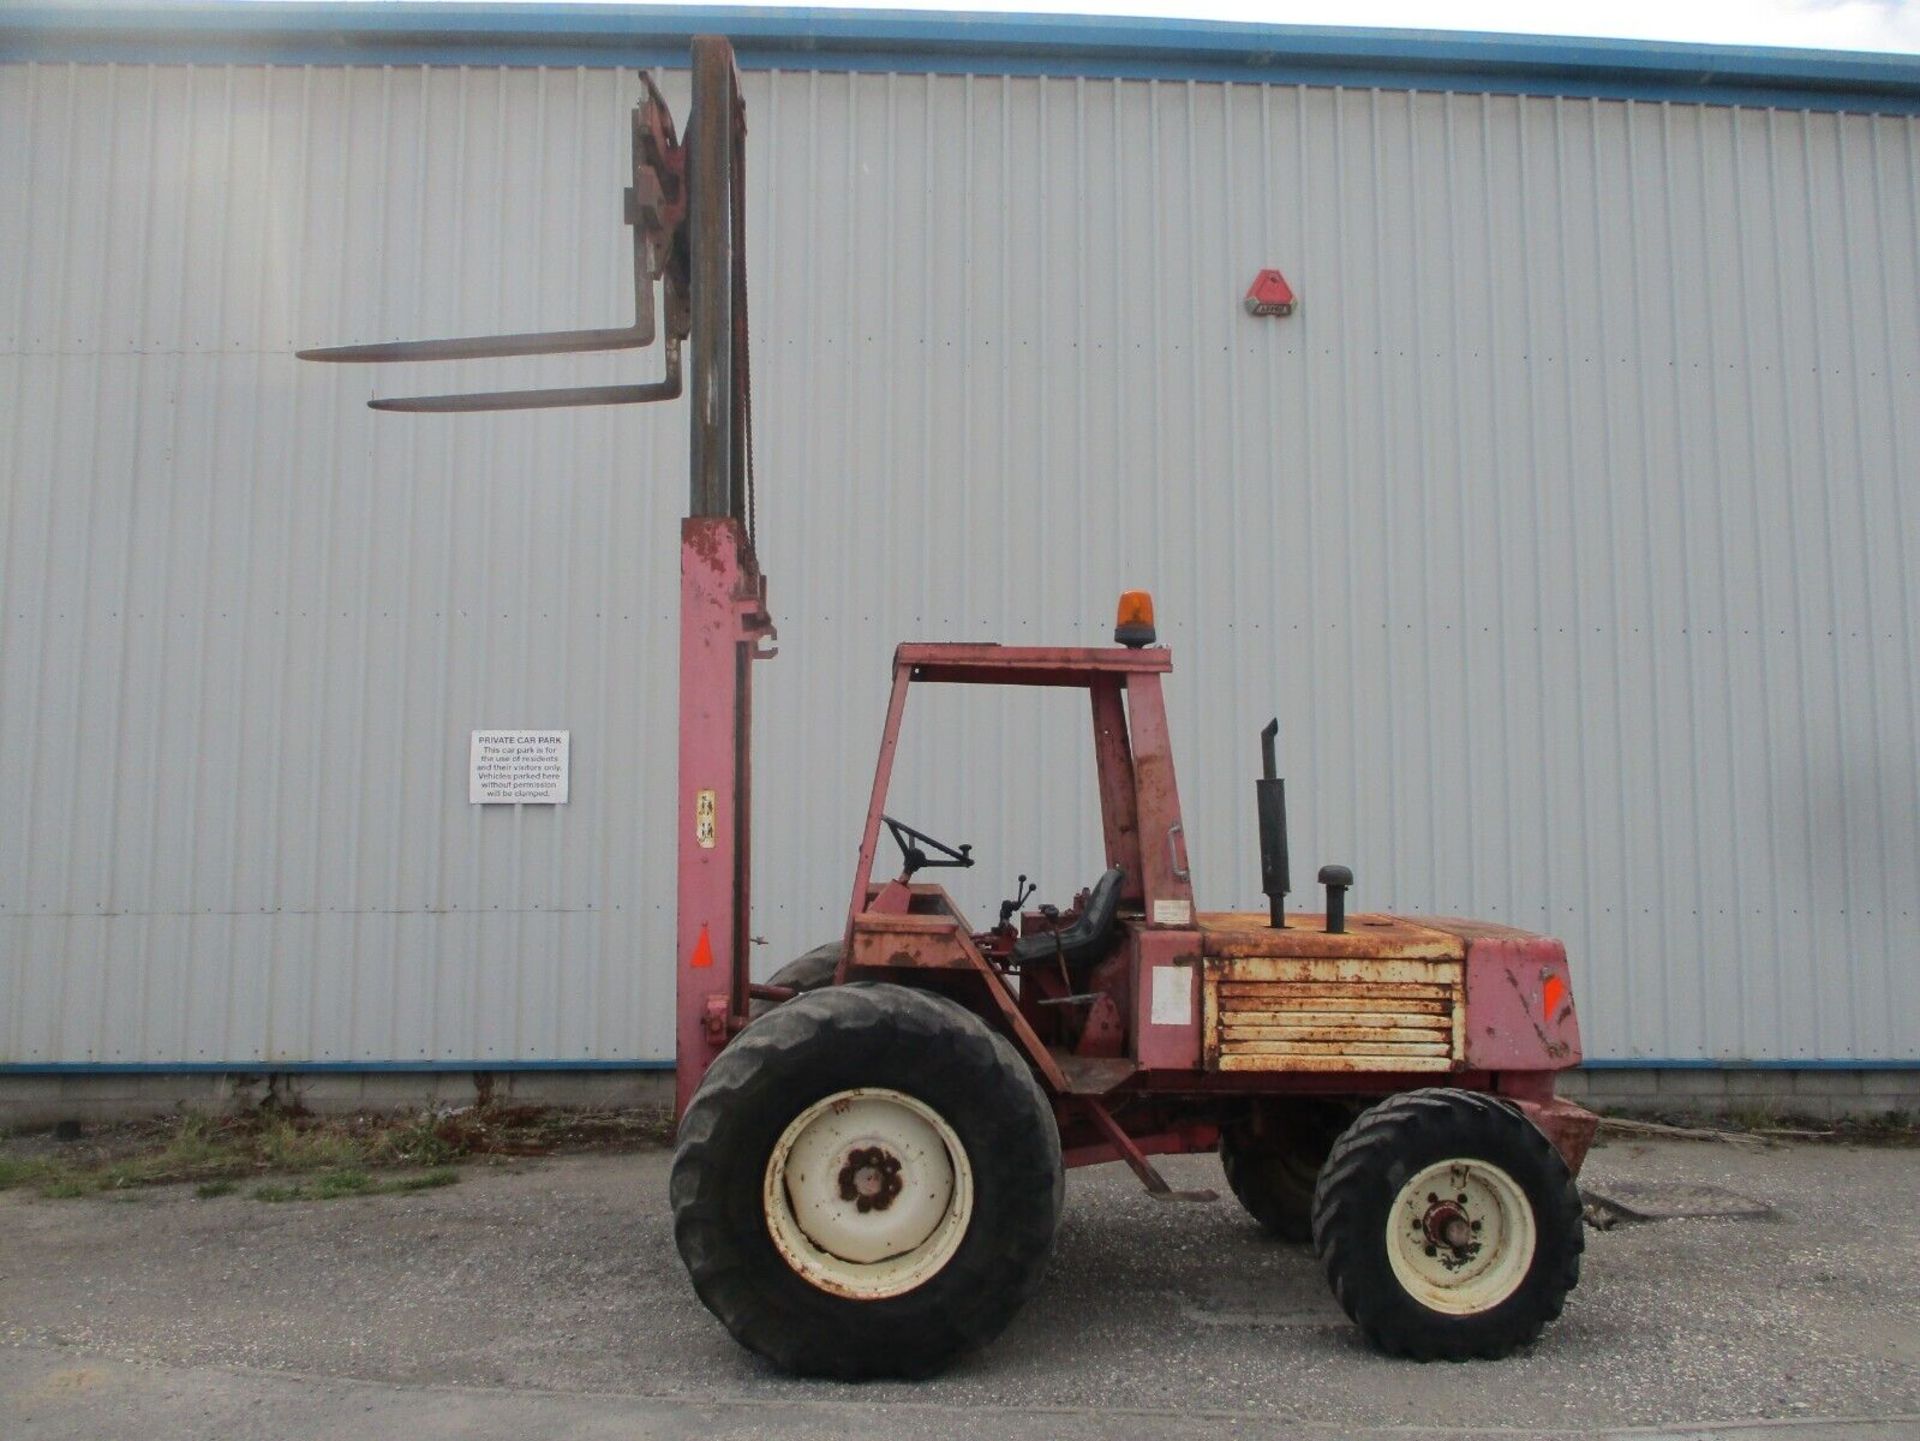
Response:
[1011,867,1126,969]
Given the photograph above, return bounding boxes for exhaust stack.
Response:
[1256,718,1289,929]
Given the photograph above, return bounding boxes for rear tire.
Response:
[1220,1100,1354,1243]
[1311,1088,1582,1360]
[747,940,843,1019]
[671,983,1062,1379]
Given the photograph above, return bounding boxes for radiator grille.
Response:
[1205,958,1464,1073]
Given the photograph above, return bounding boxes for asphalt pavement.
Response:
[2,1134,1917,1440]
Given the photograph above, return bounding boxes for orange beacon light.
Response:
[1114,591,1156,648]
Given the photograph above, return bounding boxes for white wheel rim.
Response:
[763,1087,973,1300]
[1384,1158,1537,1315]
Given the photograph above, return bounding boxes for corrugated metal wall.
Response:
[3,60,1917,1067]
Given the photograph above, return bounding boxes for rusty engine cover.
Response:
[1194,914,1580,1075]
[1198,914,1463,1072]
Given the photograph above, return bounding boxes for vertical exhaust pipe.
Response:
[1257,719,1289,929]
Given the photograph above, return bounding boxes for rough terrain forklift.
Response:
[305,38,1598,1380]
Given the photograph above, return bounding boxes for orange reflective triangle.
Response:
[1541,973,1567,1021]
[689,924,715,969]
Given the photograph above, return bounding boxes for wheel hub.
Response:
[838,1145,904,1212]
[763,1088,974,1300]
[1385,1158,1537,1316]
[1420,1197,1478,1254]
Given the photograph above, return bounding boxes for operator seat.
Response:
[1011,867,1126,970]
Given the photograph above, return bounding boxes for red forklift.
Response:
[305,37,1598,1381]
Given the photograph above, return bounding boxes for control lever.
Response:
[997,874,1038,928]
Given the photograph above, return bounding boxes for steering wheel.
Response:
[881,815,975,879]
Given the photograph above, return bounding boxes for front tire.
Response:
[1311,1088,1583,1360]
[671,983,1062,1378]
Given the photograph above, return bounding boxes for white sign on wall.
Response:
[470,730,570,804]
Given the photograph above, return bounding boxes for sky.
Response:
[320,0,1920,54]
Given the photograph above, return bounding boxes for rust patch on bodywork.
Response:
[1202,952,1466,1074]
[1196,912,1465,962]
[1195,914,1470,1074]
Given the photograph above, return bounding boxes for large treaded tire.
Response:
[671,983,1063,1379]
[1220,1101,1354,1243]
[746,940,844,1020]
[1310,1088,1583,1361]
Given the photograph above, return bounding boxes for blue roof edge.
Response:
[5,4,1920,114]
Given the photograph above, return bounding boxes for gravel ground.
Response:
[2,1133,1917,1440]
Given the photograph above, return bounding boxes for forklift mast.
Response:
[674,41,775,1118]
[299,39,770,1117]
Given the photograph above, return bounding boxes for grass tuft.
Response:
[388,1167,460,1193]
[0,1102,669,1201]
[252,1167,459,1203]
[0,1156,54,1191]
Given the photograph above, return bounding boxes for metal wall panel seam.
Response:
[1298,82,1323,882]
[1855,114,1906,1060]
[258,66,305,1063]
[386,65,430,1060]
[0,64,36,1069]
[1727,105,1785,1058]
[1763,109,1814,1059]
[194,66,237,1059]
[1378,88,1406,909]
[423,68,469,1061]
[1438,95,1471,920]
[1797,111,1850,1058]
[1882,120,1920,1057]
[1618,102,1658,1054]
[1551,97,1592,1027]
[1832,113,1878,1058]
[1658,100,1705,1057]
[144,63,191,1059]
[844,68,864,888]
[1708,106,1745,1056]
[60,62,108,1059]
[222,68,265,1061]
[15,65,65,1052]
